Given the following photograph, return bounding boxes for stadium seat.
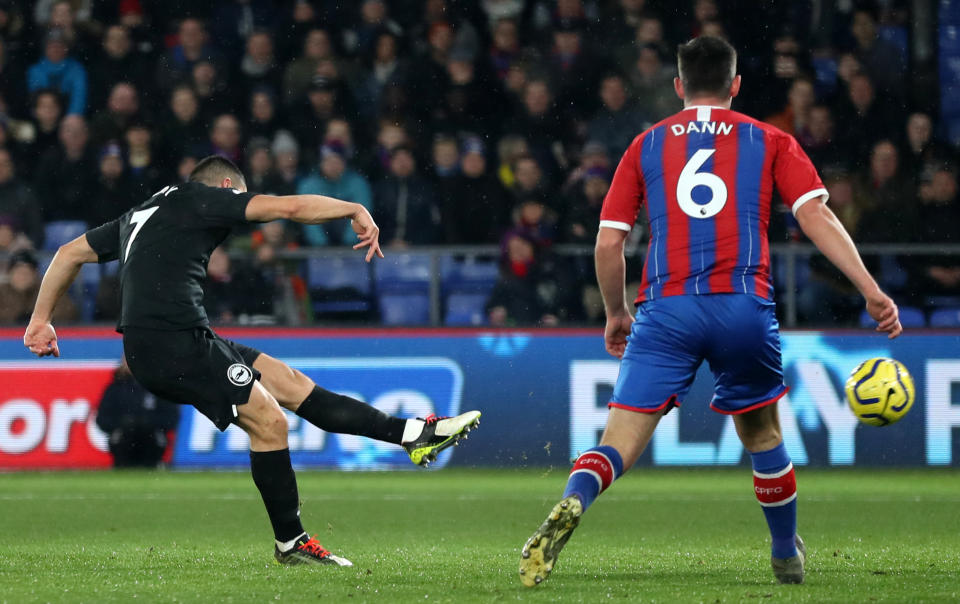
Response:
[379,293,431,325]
[440,255,499,293]
[859,306,925,328]
[444,292,488,326]
[928,308,960,327]
[306,255,373,317]
[375,253,433,294]
[42,221,88,251]
[306,255,372,293]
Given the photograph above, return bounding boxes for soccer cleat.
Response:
[519,495,583,587]
[274,534,353,567]
[771,534,806,584]
[403,411,481,467]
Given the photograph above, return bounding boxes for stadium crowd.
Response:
[0,0,956,326]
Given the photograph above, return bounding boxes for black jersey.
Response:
[85,182,257,331]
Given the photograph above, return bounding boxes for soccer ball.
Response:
[844,358,915,426]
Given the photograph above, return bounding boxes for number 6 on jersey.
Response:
[677,149,727,219]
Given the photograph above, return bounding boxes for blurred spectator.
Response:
[546,17,606,118]
[833,73,898,165]
[289,75,346,158]
[88,24,147,111]
[902,113,953,180]
[38,0,96,59]
[90,82,140,147]
[245,139,273,192]
[355,30,407,120]
[192,60,234,123]
[27,28,88,115]
[374,145,439,246]
[35,114,96,222]
[159,85,205,166]
[562,140,611,194]
[510,198,559,247]
[206,114,243,165]
[210,0,276,61]
[504,79,570,182]
[124,122,163,197]
[89,142,135,226]
[343,0,404,58]
[437,48,502,135]
[850,7,906,97]
[628,44,676,123]
[156,17,222,94]
[508,154,552,208]
[437,138,509,244]
[602,0,654,47]
[562,166,609,244]
[282,28,336,105]
[587,73,649,160]
[298,142,372,246]
[261,130,301,195]
[407,20,455,121]
[855,140,914,242]
[95,358,179,469]
[238,30,282,101]
[766,77,815,138]
[0,147,42,246]
[0,251,77,324]
[800,105,844,172]
[0,215,33,254]
[246,87,285,142]
[495,135,531,190]
[906,165,960,301]
[204,246,275,324]
[485,231,575,326]
[361,118,408,183]
[488,17,521,83]
[16,89,66,174]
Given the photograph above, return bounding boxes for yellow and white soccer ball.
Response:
[844,358,915,426]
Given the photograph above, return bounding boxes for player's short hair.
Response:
[188,155,246,188]
[677,36,737,98]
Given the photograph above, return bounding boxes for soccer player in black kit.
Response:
[23,156,481,567]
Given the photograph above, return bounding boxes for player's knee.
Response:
[261,406,289,440]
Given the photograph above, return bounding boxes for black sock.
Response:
[296,386,407,444]
[249,448,305,543]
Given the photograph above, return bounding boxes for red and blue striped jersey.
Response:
[600,106,827,303]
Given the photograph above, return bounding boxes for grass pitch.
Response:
[1,468,958,603]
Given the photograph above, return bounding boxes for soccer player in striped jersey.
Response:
[519,36,902,587]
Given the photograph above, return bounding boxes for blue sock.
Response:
[562,446,624,511]
[750,442,798,559]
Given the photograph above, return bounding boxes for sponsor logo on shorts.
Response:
[227,364,253,386]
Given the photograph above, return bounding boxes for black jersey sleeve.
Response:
[195,187,258,227]
[84,219,121,263]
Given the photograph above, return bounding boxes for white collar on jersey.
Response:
[683,105,726,122]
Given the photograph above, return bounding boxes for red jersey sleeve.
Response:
[772,131,828,216]
[599,135,645,231]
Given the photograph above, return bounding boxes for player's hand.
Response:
[604,307,634,359]
[350,207,384,262]
[865,292,902,339]
[24,321,60,357]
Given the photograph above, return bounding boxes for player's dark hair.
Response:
[677,36,737,98]
[189,155,246,188]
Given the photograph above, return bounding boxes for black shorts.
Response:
[123,326,264,431]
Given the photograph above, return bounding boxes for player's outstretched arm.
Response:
[795,198,902,339]
[245,194,384,262]
[24,235,99,357]
[595,227,634,358]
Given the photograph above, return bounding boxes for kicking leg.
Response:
[237,381,352,567]
[252,353,480,466]
[734,402,804,584]
[520,407,665,587]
